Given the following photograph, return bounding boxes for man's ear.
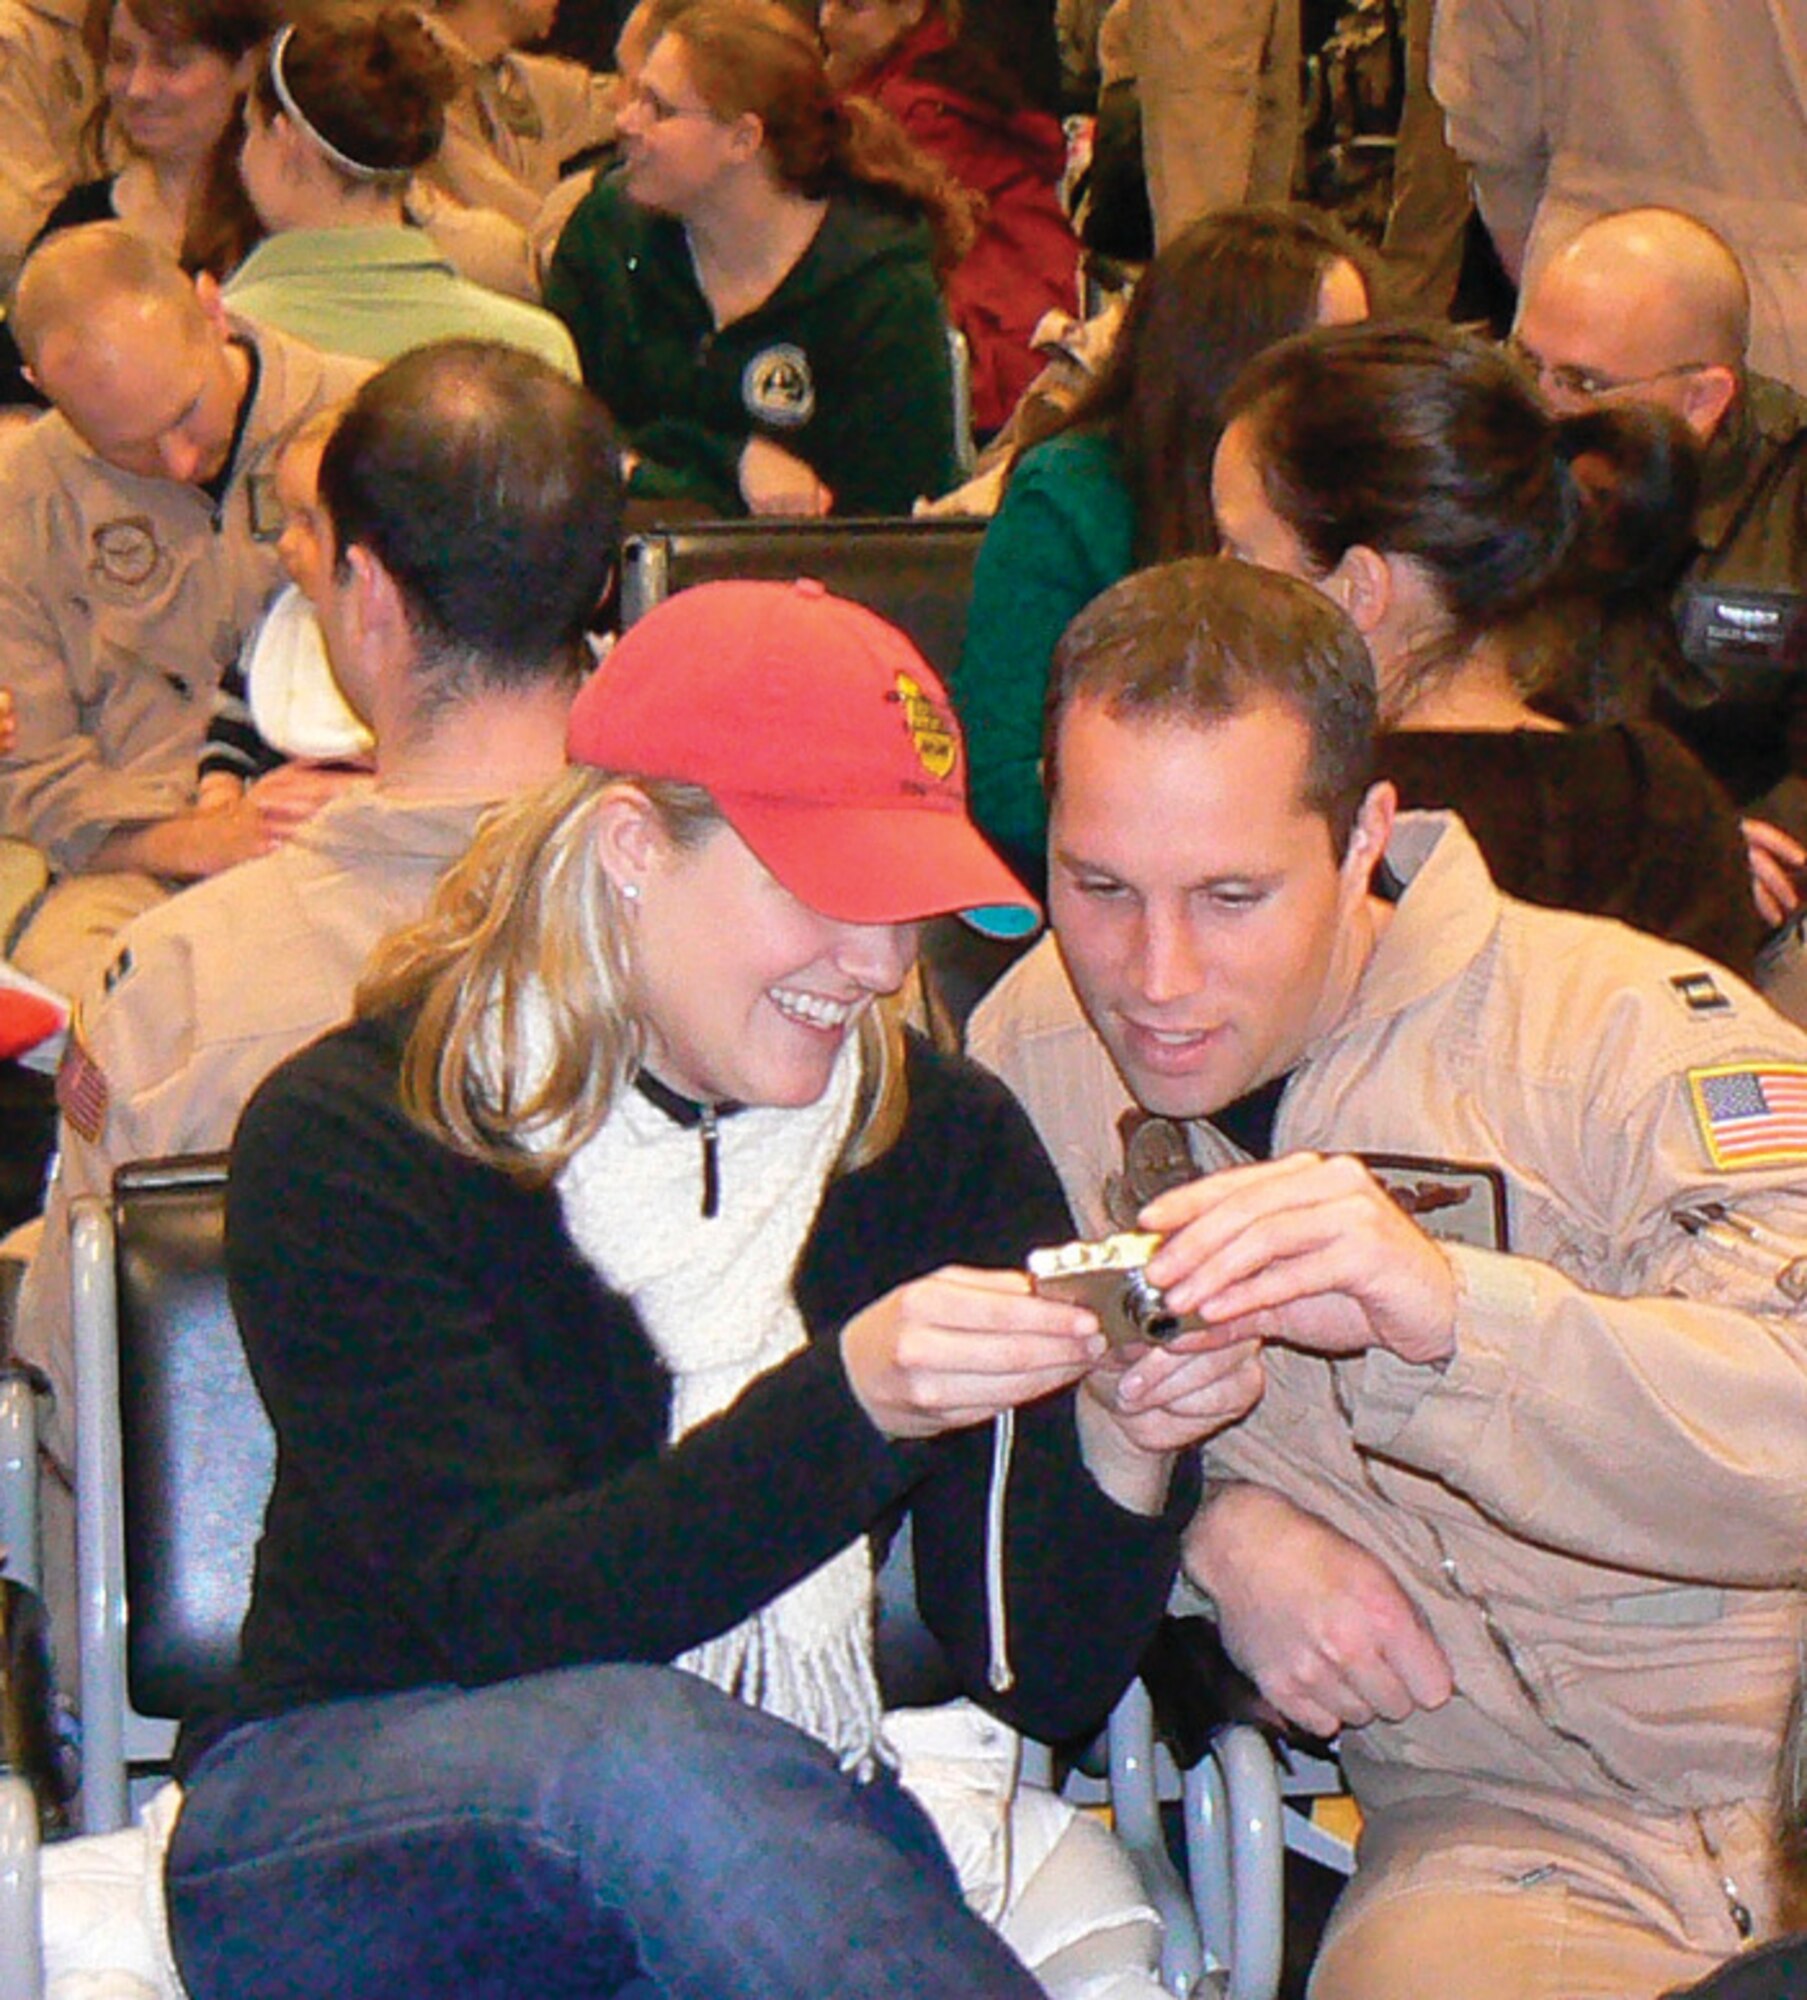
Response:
[1324,544,1392,637]
[1340,779,1396,896]
[192,269,232,340]
[342,542,406,651]
[1678,363,1739,440]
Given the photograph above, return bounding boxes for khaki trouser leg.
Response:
[1132,0,1299,247]
[1309,1794,1780,2000]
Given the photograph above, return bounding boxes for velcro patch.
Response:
[1669,969,1733,1017]
[1688,1063,1807,1170]
[1362,1154,1509,1251]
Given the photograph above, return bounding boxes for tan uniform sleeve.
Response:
[1348,1062,1807,1587]
[1430,0,1558,261]
[13,928,199,1461]
[0,566,197,872]
[0,4,91,289]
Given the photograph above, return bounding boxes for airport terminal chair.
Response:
[0,1155,1285,1999]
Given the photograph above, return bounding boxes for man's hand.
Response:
[1140,1152,1459,1367]
[1075,1335,1265,1514]
[87,787,271,881]
[738,436,834,517]
[841,1266,1104,1440]
[250,761,369,843]
[1183,1483,1454,1738]
[1744,816,1805,930]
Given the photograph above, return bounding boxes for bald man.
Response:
[1513,210,1807,928]
[1433,0,1807,395]
[0,224,367,998]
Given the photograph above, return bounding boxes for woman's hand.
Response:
[738,436,834,516]
[840,1266,1104,1439]
[1075,1335,1266,1514]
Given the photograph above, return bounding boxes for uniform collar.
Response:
[1313,810,1501,1049]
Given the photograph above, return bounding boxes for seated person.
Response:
[545,0,968,517]
[0,0,276,409]
[955,203,1369,888]
[0,222,365,998]
[421,0,620,246]
[1510,210,1807,928]
[224,6,581,372]
[0,0,101,290]
[820,0,1081,437]
[190,407,369,804]
[13,338,619,1704]
[164,578,1258,1997]
[1211,318,1760,974]
[970,556,1807,2000]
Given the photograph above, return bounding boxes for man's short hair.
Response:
[319,339,623,688]
[1045,556,1379,851]
[11,222,206,372]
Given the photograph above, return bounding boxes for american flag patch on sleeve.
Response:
[55,1038,110,1146]
[1689,1064,1807,1169]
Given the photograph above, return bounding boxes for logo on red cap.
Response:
[895,672,957,782]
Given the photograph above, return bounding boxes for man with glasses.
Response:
[1513,209,1807,933]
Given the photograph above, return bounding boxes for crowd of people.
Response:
[0,1,1805,1997]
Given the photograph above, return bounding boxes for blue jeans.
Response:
[166,1662,1047,1999]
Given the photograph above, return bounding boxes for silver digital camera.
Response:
[1027,1232,1199,1350]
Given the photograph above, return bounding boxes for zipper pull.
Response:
[699,1104,720,1218]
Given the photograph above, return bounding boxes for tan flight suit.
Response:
[418,20,620,281]
[15,785,499,1691]
[972,813,1807,1999]
[1127,0,1301,249]
[0,0,94,291]
[1433,0,1807,395]
[0,320,367,997]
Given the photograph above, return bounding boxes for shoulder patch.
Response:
[1688,1063,1807,1169]
[1669,969,1734,1017]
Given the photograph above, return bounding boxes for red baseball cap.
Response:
[567,578,1039,931]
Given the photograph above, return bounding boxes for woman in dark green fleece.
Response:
[546,0,971,516]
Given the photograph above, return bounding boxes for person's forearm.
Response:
[1074,1392,1174,1515]
[87,801,264,881]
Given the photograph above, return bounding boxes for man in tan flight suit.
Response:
[971,558,1807,1999]
[15,335,624,1699]
[0,224,367,998]
[0,0,94,291]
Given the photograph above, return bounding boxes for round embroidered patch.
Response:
[741,344,815,428]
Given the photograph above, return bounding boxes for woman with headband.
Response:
[162,579,1260,1997]
[225,5,579,368]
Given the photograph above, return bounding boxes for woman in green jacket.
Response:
[546,0,973,517]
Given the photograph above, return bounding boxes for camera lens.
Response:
[1124,1268,1181,1343]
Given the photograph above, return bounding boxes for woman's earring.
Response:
[621,881,641,906]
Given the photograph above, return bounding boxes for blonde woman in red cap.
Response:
[164,578,1262,2000]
